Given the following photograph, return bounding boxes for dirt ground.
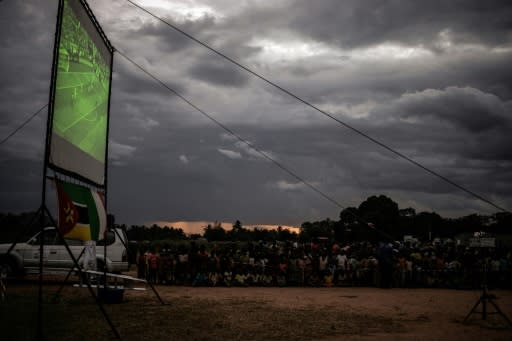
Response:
[1,281,512,340]
[155,286,512,340]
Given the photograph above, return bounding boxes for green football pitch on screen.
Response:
[53,0,110,163]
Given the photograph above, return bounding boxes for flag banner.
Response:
[56,179,106,241]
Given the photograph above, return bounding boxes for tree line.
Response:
[1,194,510,244]
[307,195,510,242]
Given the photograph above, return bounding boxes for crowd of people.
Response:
[135,238,512,289]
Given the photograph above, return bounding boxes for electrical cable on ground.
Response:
[123,0,509,214]
[0,103,48,146]
[116,49,396,241]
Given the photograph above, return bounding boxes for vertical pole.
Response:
[482,263,488,320]
[99,11,115,291]
[37,211,44,340]
[44,0,64,180]
[103,231,107,289]
[103,44,114,210]
[38,0,65,339]
[482,294,487,320]
[102,35,115,290]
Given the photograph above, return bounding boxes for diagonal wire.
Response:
[116,49,395,241]
[123,0,509,214]
[116,50,341,209]
[0,103,48,146]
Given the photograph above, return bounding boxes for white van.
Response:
[0,227,129,278]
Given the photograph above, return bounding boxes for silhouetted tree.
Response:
[412,211,443,240]
[203,223,227,241]
[358,195,400,238]
[228,220,251,241]
[339,207,359,227]
[0,211,51,243]
[276,226,296,241]
[299,219,335,241]
[399,207,416,218]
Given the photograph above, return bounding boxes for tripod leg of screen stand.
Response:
[464,289,512,327]
[464,296,484,323]
[488,299,512,327]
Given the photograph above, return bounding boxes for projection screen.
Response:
[49,0,113,186]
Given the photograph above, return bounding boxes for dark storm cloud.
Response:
[0,0,54,104]
[127,15,216,53]
[226,122,512,214]
[112,56,186,97]
[368,87,512,163]
[436,51,512,100]
[0,159,42,212]
[286,0,512,49]
[121,15,259,88]
[2,0,511,225]
[0,1,55,47]
[188,58,249,87]
[388,87,511,133]
[0,0,54,165]
[272,49,512,110]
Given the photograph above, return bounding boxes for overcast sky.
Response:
[1,0,511,228]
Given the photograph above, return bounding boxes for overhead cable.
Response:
[0,103,48,146]
[116,49,340,209]
[124,0,509,214]
[116,49,395,241]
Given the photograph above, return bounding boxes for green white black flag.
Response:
[56,179,106,241]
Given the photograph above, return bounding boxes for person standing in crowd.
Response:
[377,243,393,288]
[137,248,147,279]
[147,249,160,284]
